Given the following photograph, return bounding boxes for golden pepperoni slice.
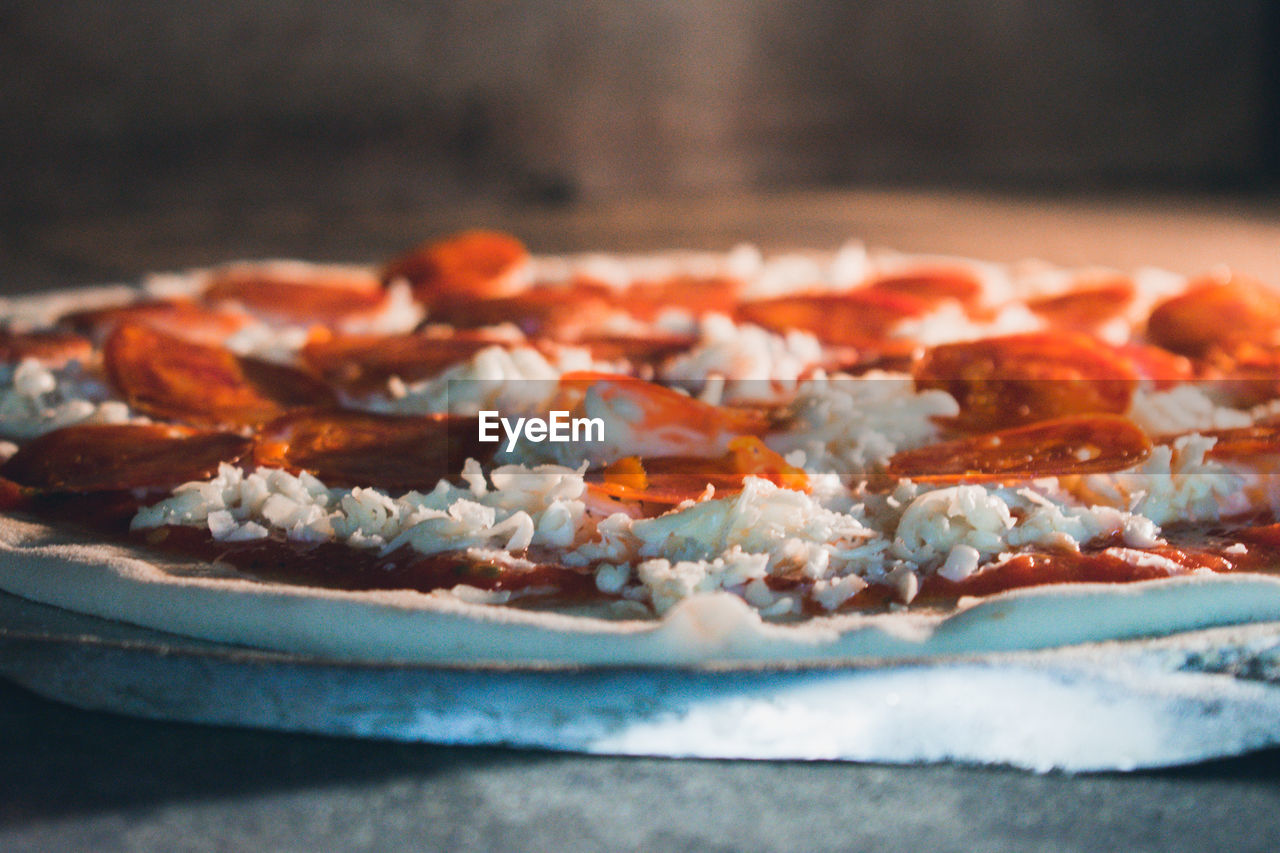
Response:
[592,436,808,505]
[0,329,93,366]
[914,332,1137,430]
[105,323,335,428]
[865,265,983,307]
[255,409,484,491]
[0,424,251,492]
[1146,272,1280,357]
[383,230,529,306]
[60,298,250,345]
[301,331,504,391]
[1028,275,1135,330]
[887,415,1151,482]
[204,264,387,326]
[735,290,931,347]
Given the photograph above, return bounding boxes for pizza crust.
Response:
[6,510,1280,666]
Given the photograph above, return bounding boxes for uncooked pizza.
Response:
[3,230,1280,665]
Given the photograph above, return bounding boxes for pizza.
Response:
[3,230,1280,666]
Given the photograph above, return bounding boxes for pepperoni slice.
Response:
[914,332,1138,430]
[146,527,596,598]
[614,275,743,320]
[1204,425,1280,459]
[0,423,251,492]
[1200,341,1280,407]
[0,477,23,510]
[1234,523,1280,548]
[735,290,931,346]
[1146,272,1280,357]
[1028,275,1135,330]
[592,436,808,505]
[865,265,984,307]
[383,230,529,306]
[568,333,698,366]
[301,331,504,391]
[887,415,1151,482]
[918,544,1230,601]
[553,371,769,458]
[1157,425,1280,460]
[60,298,250,345]
[204,264,387,326]
[255,409,483,490]
[426,281,618,338]
[1107,342,1195,388]
[104,323,335,428]
[0,329,93,366]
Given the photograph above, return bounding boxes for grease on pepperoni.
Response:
[913,332,1137,430]
[254,409,485,491]
[0,423,251,492]
[887,415,1151,482]
[105,323,335,428]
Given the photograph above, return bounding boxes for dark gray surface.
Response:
[1,677,1280,853]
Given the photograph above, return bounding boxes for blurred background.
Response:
[3,1,1279,287]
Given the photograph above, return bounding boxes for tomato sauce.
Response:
[139,525,599,600]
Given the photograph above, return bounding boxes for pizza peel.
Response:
[5,589,1280,773]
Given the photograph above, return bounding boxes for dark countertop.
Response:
[4,678,1280,853]
[5,189,1280,851]
[7,676,1280,850]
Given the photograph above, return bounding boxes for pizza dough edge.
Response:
[6,511,1280,666]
